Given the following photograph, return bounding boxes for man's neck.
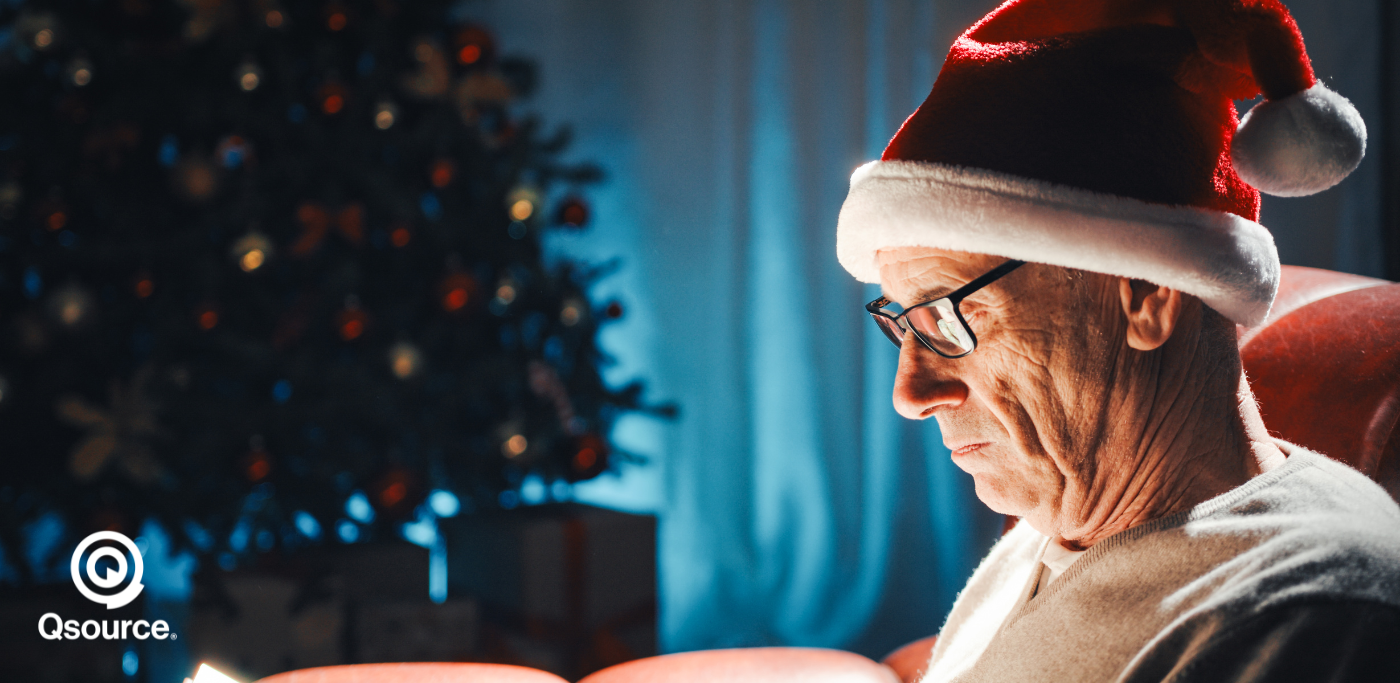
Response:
[1054,365,1282,549]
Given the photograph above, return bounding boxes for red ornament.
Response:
[194,302,220,331]
[319,82,348,115]
[569,433,609,479]
[453,24,496,66]
[439,272,478,313]
[336,299,369,341]
[555,196,590,229]
[429,159,455,188]
[371,467,420,518]
[243,437,271,482]
[605,301,624,319]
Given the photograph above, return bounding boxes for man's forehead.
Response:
[876,246,1003,303]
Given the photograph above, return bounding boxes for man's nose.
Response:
[892,333,969,420]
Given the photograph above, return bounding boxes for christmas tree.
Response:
[0,0,665,580]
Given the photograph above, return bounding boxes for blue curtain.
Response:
[481,0,1385,659]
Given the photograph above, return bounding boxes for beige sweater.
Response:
[921,445,1400,682]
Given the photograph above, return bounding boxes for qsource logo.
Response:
[37,531,174,642]
[72,531,145,609]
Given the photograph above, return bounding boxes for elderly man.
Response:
[835,0,1400,681]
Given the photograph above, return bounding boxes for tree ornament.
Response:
[402,39,450,98]
[171,154,220,202]
[439,271,477,312]
[230,230,273,272]
[194,302,220,331]
[243,435,271,482]
[559,296,586,327]
[429,159,454,188]
[56,366,165,484]
[132,271,155,299]
[336,295,369,341]
[605,301,624,319]
[264,5,285,28]
[324,3,349,32]
[0,181,21,219]
[555,195,590,228]
[216,135,252,169]
[67,57,93,87]
[386,341,423,379]
[373,100,398,130]
[372,467,419,518]
[453,24,496,66]
[505,185,541,222]
[48,283,94,329]
[389,221,412,248]
[318,81,348,115]
[569,433,608,478]
[17,12,60,51]
[235,60,262,92]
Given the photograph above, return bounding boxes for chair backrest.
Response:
[1239,265,1400,501]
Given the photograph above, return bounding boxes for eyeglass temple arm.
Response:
[947,259,1026,303]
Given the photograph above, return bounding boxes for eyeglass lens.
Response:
[871,301,975,356]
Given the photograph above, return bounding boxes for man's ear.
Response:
[1118,278,1183,351]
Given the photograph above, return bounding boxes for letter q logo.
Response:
[71,531,144,609]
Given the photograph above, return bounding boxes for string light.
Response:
[68,58,93,87]
[494,282,516,305]
[387,341,423,379]
[560,299,583,326]
[33,28,54,50]
[502,434,527,458]
[373,101,397,130]
[133,273,155,299]
[230,231,273,273]
[429,159,454,188]
[390,224,411,247]
[235,61,262,91]
[195,304,220,331]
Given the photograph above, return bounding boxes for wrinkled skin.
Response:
[877,247,1284,548]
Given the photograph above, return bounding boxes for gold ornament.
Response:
[230,231,273,272]
[56,366,166,484]
[48,283,94,329]
[387,341,423,379]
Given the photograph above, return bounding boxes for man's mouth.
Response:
[950,442,991,457]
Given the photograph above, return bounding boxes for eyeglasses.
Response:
[865,259,1026,358]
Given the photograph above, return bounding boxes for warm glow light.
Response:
[390,226,411,247]
[509,199,534,221]
[197,309,219,330]
[265,11,284,28]
[239,72,260,91]
[327,12,347,31]
[72,68,92,86]
[34,29,54,49]
[560,305,581,327]
[322,94,344,114]
[47,212,66,231]
[458,44,481,64]
[374,108,395,129]
[134,279,154,299]
[388,342,422,379]
[239,249,265,272]
[415,43,435,63]
[495,284,516,305]
[59,301,83,326]
[503,435,528,458]
[191,663,242,683]
[246,455,270,482]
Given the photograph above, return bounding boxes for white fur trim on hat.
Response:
[1232,82,1367,197]
[836,161,1280,326]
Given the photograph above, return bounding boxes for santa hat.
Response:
[836,0,1366,326]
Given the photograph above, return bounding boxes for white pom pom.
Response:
[1231,82,1367,197]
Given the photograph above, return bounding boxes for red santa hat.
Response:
[836,0,1366,326]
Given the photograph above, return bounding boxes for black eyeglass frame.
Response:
[865,259,1027,358]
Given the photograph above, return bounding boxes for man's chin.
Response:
[970,474,1034,518]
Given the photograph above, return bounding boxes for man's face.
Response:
[877,246,1126,529]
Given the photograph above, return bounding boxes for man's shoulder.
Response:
[1185,448,1400,611]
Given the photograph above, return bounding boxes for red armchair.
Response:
[249,266,1399,683]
